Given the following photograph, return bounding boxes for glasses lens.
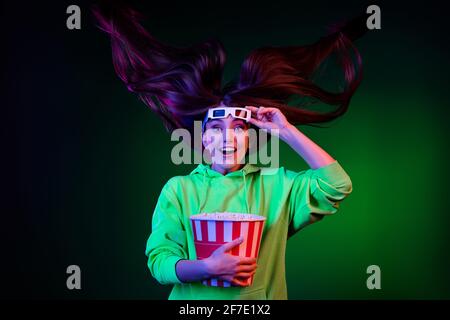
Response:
[213,109,225,117]
[234,110,248,118]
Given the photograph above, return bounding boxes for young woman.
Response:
[93,3,365,299]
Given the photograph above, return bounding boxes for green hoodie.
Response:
[145,160,352,300]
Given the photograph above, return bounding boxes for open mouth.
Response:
[219,147,237,156]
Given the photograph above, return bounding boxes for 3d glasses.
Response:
[202,107,251,131]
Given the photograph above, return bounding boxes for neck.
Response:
[211,163,245,175]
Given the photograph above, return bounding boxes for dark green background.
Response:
[3,0,450,299]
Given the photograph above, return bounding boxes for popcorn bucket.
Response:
[189,212,266,287]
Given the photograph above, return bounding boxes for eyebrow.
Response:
[207,120,221,125]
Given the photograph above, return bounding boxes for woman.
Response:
[93,3,364,299]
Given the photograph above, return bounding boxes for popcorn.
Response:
[190,212,265,221]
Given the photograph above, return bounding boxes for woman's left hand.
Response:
[245,106,291,133]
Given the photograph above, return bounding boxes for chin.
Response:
[210,149,247,168]
[218,158,246,168]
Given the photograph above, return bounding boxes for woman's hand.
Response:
[245,106,291,133]
[204,237,258,287]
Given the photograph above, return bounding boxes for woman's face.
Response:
[202,115,249,172]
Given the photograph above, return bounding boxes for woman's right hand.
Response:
[203,237,258,287]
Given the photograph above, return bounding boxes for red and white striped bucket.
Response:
[190,212,266,287]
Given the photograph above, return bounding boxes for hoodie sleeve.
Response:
[288,160,353,235]
[145,178,187,285]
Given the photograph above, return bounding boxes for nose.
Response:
[223,127,235,144]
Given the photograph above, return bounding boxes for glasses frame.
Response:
[206,107,251,122]
[202,107,251,132]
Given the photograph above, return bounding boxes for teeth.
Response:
[221,147,236,154]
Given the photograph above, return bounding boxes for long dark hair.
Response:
[92,3,365,146]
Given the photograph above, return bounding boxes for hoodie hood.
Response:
[189,162,261,177]
[190,163,261,214]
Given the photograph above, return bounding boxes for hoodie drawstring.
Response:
[242,171,250,214]
[199,173,209,214]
